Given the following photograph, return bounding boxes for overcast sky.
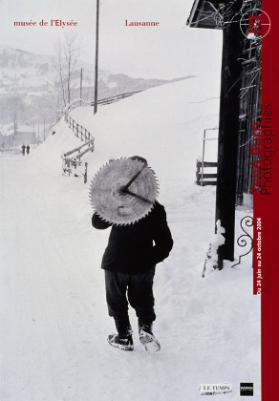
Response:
[0,0,222,79]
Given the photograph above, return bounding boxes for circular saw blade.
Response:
[89,157,159,225]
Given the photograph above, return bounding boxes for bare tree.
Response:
[55,34,80,109]
[64,34,79,105]
[57,41,67,108]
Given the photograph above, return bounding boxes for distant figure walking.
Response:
[21,145,26,156]
[26,145,30,155]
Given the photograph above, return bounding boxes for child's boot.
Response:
[108,318,134,351]
[138,322,161,352]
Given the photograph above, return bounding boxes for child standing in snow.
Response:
[91,156,173,352]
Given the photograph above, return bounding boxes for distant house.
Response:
[0,132,14,148]
[0,130,37,148]
[13,131,37,146]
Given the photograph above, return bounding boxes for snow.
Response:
[0,78,260,401]
[202,220,226,276]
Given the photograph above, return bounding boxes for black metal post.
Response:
[215,3,243,268]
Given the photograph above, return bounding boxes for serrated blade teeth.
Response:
[88,157,159,225]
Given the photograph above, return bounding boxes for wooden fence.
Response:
[63,112,94,184]
[62,139,94,183]
[90,90,142,107]
[196,160,217,186]
[62,90,142,182]
[64,113,93,142]
[64,90,143,142]
[63,139,94,159]
[62,90,143,118]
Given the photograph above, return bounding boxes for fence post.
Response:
[196,161,200,185]
[76,123,79,137]
[84,162,88,184]
[65,113,93,149]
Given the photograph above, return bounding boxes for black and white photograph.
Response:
[0,1,263,400]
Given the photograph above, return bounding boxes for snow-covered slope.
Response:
[0,77,260,401]
[70,76,220,197]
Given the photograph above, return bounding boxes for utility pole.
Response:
[94,0,100,114]
[43,119,46,141]
[13,111,18,135]
[80,67,83,106]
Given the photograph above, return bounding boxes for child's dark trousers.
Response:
[105,268,156,336]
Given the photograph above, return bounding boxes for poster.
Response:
[0,1,277,400]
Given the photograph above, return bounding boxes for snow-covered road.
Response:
[0,151,260,401]
[0,80,260,401]
[0,155,118,401]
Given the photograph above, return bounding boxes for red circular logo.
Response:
[240,9,271,39]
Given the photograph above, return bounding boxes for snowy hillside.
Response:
[0,77,260,401]
[0,46,177,96]
[0,45,191,135]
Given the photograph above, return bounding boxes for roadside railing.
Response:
[62,139,94,184]
[64,113,93,142]
[62,90,142,182]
